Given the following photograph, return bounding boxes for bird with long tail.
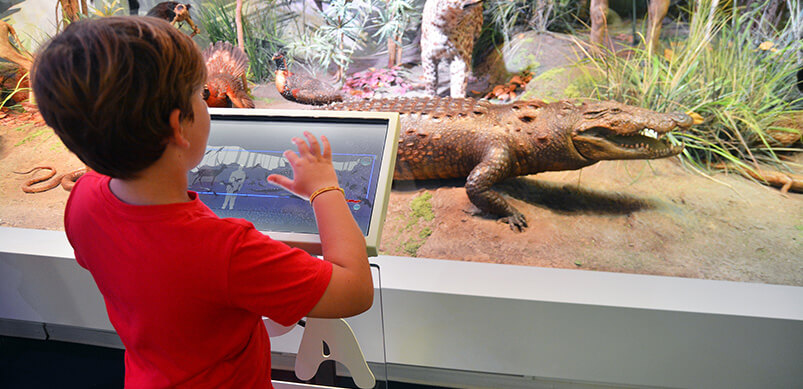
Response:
[271,52,345,106]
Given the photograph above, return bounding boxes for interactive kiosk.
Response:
[191,108,400,256]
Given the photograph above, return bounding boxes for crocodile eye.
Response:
[584,110,605,118]
[610,108,622,114]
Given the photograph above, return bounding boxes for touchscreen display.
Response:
[188,115,389,236]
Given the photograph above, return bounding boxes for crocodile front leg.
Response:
[464,146,528,232]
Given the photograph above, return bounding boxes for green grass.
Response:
[402,227,433,256]
[398,193,436,256]
[576,0,803,177]
[15,128,47,146]
[406,192,434,229]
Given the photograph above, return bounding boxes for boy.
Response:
[31,17,373,388]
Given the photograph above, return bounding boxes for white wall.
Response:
[5,0,59,49]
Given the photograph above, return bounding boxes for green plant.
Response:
[577,0,803,175]
[0,71,30,109]
[373,0,420,66]
[287,0,375,81]
[402,227,433,256]
[196,0,294,82]
[409,192,435,225]
[91,0,126,17]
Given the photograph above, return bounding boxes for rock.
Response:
[475,31,593,101]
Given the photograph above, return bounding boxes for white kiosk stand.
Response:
[265,317,375,389]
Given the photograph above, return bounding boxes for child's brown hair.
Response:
[32,16,207,179]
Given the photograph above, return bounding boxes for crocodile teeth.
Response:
[639,128,659,139]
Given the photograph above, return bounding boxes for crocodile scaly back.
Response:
[326,97,491,116]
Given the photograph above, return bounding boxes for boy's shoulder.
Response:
[212,217,256,230]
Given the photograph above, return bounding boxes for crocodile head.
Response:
[566,100,692,161]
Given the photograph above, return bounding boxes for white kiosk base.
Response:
[2,227,802,388]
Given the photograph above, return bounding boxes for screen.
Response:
[188,114,391,237]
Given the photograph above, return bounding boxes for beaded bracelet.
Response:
[309,185,345,204]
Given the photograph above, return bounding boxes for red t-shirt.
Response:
[65,171,333,388]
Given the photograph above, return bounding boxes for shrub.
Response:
[577,0,802,174]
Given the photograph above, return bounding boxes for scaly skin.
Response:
[315,97,693,231]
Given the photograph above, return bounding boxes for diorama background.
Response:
[0,1,800,287]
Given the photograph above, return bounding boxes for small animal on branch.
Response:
[420,0,484,98]
[147,1,200,37]
[202,41,254,108]
[271,52,344,106]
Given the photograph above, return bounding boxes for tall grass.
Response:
[195,0,294,82]
[578,0,802,174]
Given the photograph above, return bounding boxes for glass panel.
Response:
[2,1,800,289]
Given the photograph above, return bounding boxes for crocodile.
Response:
[305,97,693,231]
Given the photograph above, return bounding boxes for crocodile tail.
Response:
[203,41,249,78]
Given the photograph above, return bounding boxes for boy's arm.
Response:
[306,187,373,317]
[267,132,373,318]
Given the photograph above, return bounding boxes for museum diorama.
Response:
[1,0,802,388]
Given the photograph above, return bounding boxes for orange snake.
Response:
[14,166,88,193]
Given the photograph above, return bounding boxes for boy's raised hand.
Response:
[270,131,373,318]
[267,131,340,199]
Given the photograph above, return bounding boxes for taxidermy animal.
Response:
[202,42,254,108]
[147,1,200,37]
[15,166,88,193]
[421,0,484,97]
[271,52,344,105]
[277,93,693,231]
[589,0,670,53]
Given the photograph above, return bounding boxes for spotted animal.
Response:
[421,0,484,98]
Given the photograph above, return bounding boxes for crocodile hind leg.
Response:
[464,149,527,232]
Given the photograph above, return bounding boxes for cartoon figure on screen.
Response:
[221,164,246,209]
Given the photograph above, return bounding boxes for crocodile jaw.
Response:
[572,127,684,161]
